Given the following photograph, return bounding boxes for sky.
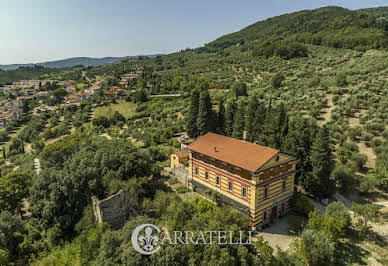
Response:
[0,0,386,64]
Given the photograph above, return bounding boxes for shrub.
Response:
[299,229,335,266]
[359,173,378,193]
[291,193,314,216]
[176,186,190,194]
[326,201,350,226]
[348,126,362,141]
[271,73,285,89]
[350,152,368,170]
[333,165,355,190]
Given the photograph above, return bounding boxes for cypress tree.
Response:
[283,115,318,185]
[261,97,274,147]
[306,125,335,198]
[186,89,200,138]
[225,99,237,137]
[196,90,213,136]
[216,98,225,134]
[232,101,245,139]
[273,103,289,149]
[245,95,266,142]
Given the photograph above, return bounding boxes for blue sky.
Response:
[0,0,386,64]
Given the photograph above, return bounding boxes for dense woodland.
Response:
[0,5,387,265]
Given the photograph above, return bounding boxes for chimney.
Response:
[214,146,217,152]
[243,131,247,141]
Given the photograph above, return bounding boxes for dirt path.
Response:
[358,142,377,168]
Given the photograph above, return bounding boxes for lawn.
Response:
[92,101,137,119]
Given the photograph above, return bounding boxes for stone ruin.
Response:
[92,190,127,229]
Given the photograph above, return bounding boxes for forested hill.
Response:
[204,6,388,52]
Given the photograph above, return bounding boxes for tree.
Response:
[284,115,317,185]
[326,201,351,226]
[306,125,335,198]
[231,82,248,98]
[232,101,245,139]
[0,211,25,262]
[245,95,266,142]
[308,209,347,242]
[52,88,67,103]
[272,103,289,149]
[225,99,237,136]
[275,248,304,266]
[336,73,348,87]
[359,173,378,193]
[0,171,31,215]
[369,166,388,190]
[271,73,284,89]
[333,165,355,190]
[352,203,380,236]
[254,236,274,265]
[186,89,200,138]
[133,89,148,103]
[196,90,213,136]
[111,111,125,125]
[216,98,225,134]
[297,229,335,266]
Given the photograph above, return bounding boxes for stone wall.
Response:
[164,164,189,185]
[92,190,126,229]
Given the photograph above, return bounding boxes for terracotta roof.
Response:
[173,150,189,159]
[187,132,279,172]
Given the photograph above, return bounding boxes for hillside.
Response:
[1,5,388,265]
[207,6,388,52]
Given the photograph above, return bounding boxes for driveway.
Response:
[256,215,298,251]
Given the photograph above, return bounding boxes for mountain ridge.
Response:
[0,55,161,71]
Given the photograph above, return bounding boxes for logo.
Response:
[131,223,253,255]
[131,223,161,255]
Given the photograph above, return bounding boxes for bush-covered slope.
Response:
[206,6,388,52]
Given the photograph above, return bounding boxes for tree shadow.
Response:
[334,239,369,265]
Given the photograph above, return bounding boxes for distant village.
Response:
[0,70,142,128]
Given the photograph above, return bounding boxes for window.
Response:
[195,167,198,176]
[216,176,220,186]
[242,187,247,198]
[205,171,209,180]
[281,202,285,214]
[264,187,268,199]
[282,180,286,191]
[263,211,267,221]
[228,181,233,191]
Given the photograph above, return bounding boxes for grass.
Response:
[176,186,191,194]
[93,101,137,119]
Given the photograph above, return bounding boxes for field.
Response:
[92,101,137,119]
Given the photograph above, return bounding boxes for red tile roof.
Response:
[187,132,279,172]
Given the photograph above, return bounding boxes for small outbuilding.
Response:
[170,150,189,169]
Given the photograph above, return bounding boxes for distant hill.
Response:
[204,6,388,52]
[0,55,161,71]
